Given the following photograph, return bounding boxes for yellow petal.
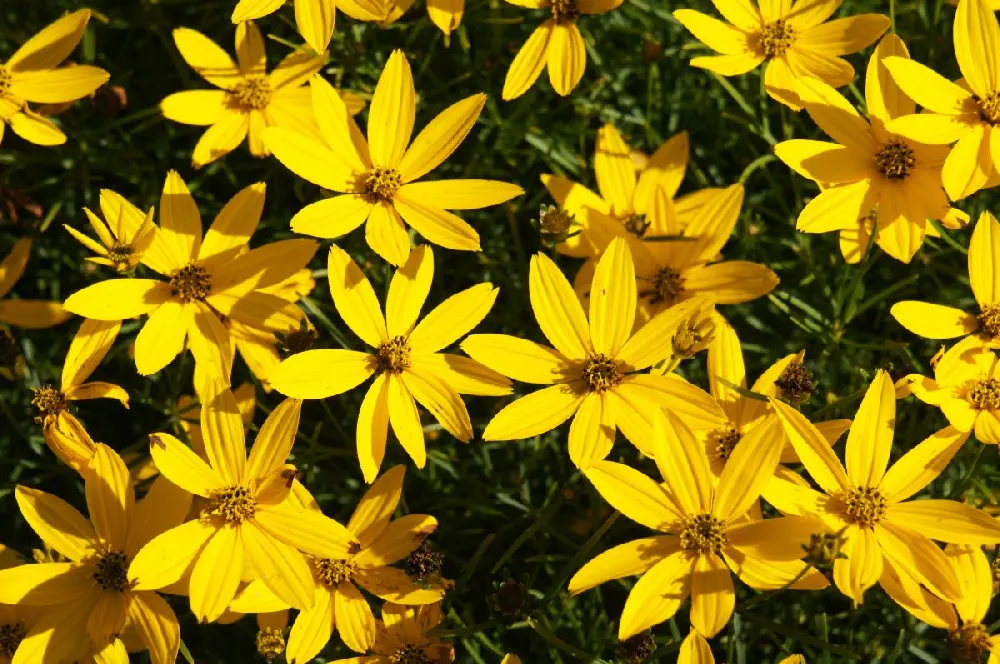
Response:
[295,0,337,53]
[460,334,570,384]
[128,519,217,591]
[796,180,874,233]
[285,586,333,664]
[327,244,389,347]
[158,170,203,263]
[357,373,391,483]
[62,318,120,390]
[398,95,485,182]
[955,0,1000,96]
[85,443,134,552]
[587,237,636,356]
[172,28,241,89]
[161,90,228,126]
[386,245,433,337]
[567,391,615,468]
[241,520,314,610]
[189,302,234,383]
[773,139,873,184]
[8,9,90,70]
[408,282,496,353]
[617,551,691,640]
[946,544,993,625]
[200,182,266,264]
[232,0,285,21]
[199,382,248,484]
[128,591,181,664]
[683,261,778,304]
[289,195,373,239]
[309,75,370,171]
[246,397,302,479]
[400,366,473,441]
[943,124,992,201]
[797,77,877,153]
[15,485,95,561]
[713,417,784,522]
[502,22,552,101]
[583,460,682,530]
[889,301,978,339]
[673,9,747,54]
[125,475,194,559]
[9,65,108,104]
[879,561,957,629]
[876,521,960,601]
[355,514,436,569]
[427,0,464,35]
[652,409,713,515]
[568,535,680,594]
[887,500,1000,545]
[881,56,972,116]
[134,299,191,376]
[334,583,377,653]
[410,352,512,396]
[594,124,637,215]
[268,349,375,399]
[262,126,357,192]
[0,562,92,605]
[865,34,913,127]
[365,200,412,266]
[678,630,714,664]
[546,21,586,96]
[355,566,445,603]
[614,373,727,433]
[691,53,763,76]
[689,552,734,638]
[396,179,522,210]
[393,195,480,253]
[844,370,895,487]
[798,14,889,56]
[7,108,66,146]
[269,51,325,90]
[832,527,882,604]
[483,383,585,441]
[529,251,592,359]
[348,465,405,546]
[189,525,243,622]
[368,50,415,168]
[386,373,426,467]
[63,279,171,320]
[771,398,850,495]
[148,431,223,497]
[970,211,1000,306]
[191,111,250,167]
[255,502,358,558]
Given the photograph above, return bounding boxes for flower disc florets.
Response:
[108,242,133,272]
[538,205,574,236]
[550,0,580,23]
[978,304,1000,342]
[774,361,815,403]
[231,75,271,110]
[0,64,10,96]
[948,622,992,664]
[377,335,412,374]
[0,622,25,658]
[389,645,431,664]
[169,263,212,302]
[968,378,1000,410]
[875,141,916,180]
[755,19,796,58]
[583,353,622,392]
[209,485,257,524]
[623,214,649,238]
[620,631,656,663]
[841,486,887,529]
[256,627,285,661]
[31,384,67,421]
[314,557,357,588]
[973,91,1000,125]
[647,266,683,306]
[364,167,402,203]
[93,550,130,592]
[679,513,728,553]
[708,426,742,462]
[405,541,445,580]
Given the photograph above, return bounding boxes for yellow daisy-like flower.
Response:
[768,371,1000,604]
[774,35,957,264]
[382,0,465,38]
[231,0,388,54]
[62,171,318,383]
[0,444,188,664]
[64,193,156,274]
[0,9,109,146]
[905,342,1000,445]
[462,236,718,467]
[268,244,511,482]
[230,466,445,657]
[571,411,825,641]
[327,602,454,664]
[263,51,523,266]
[881,544,1000,662]
[162,21,362,168]
[0,544,48,664]
[0,237,71,329]
[881,0,1000,200]
[891,212,1000,349]
[30,318,128,471]
[501,0,623,101]
[128,384,358,622]
[673,0,888,109]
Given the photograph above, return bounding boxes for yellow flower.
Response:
[0,444,189,664]
[64,193,156,274]
[570,411,825,640]
[128,383,358,622]
[501,0,622,100]
[326,601,454,663]
[679,631,715,664]
[0,238,71,329]
[0,544,47,664]
[673,0,888,109]
[774,35,957,264]
[31,318,128,471]
[891,212,1000,349]
[779,656,806,664]
[263,51,523,266]
[881,0,1000,200]
[230,466,445,657]
[462,236,719,467]
[232,0,388,54]
[382,0,465,38]
[162,21,363,168]
[575,184,777,325]
[768,370,1000,604]
[906,343,1000,444]
[63,171,318,382]
[881,544,1000,661]
[542,126,710,258]
[0,9,109,146]
[268,244,511,482]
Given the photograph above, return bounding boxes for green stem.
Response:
[527,619,597,661]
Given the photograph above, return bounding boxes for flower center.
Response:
[673,315,715,359]
[755,19,796,58]
[169,263,212,302]
[582,353,622,392]
[538,205,575,236]
[992,557,1000,595]
[256,627,285,662]
[619,632,656,663]
[622,214,649,238]
[208,485,257,524]
[31,384,67,421]
[405,541,444,580]
[679,513,728,553]
[0,622,25,658]
[363,166,402,203]
[874,141,916,180]
[279,327,319,357]
[108,242,132,272]
[978,304,1000,342]
[948,622,992,664]
[774,361,815,403]
[389,645,431,664]
[377,335,411,374]
[550,0,580,23]
[93,551,130,593]
[231,75,271,110]
[973,91,1000,125]
[967,378,1000,410]
[802,530,846,570]
[645,266,684,306]
[314,557,357,588]
[708,426,742,462]
[841,486,887,529]
[0,64,10,97]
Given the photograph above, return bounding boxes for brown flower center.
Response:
[755,19,796,58]
[978,304,1000,342]
[377,335,411,374]
[550,0,580,23]
[948,622,992,664]
[620,632,656,663]
[256,627,285,661]
[390,645,431,663]
[108,242,133,272]
[538,205,574,236]
[208,485,257,524]
[583,353,622,392]
[169,263,212,302]
[93,551,130,592]
[644,266,684,306]
[0,622,24,658]
[802,530,846,570]
[364,166,402,203]
[314,557,357,588]
[622,214,649,238]
[875,141,916,180]
[680,513,728,553]
[973,91,1000,125]
[0,64,10,97]
[968,378,1000,410]
[31,384,67,421]
[708,426,742,462]
[231,75,271,110]
[842,486,887,529]
[774,361,815,403]
[405,541,444,580]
